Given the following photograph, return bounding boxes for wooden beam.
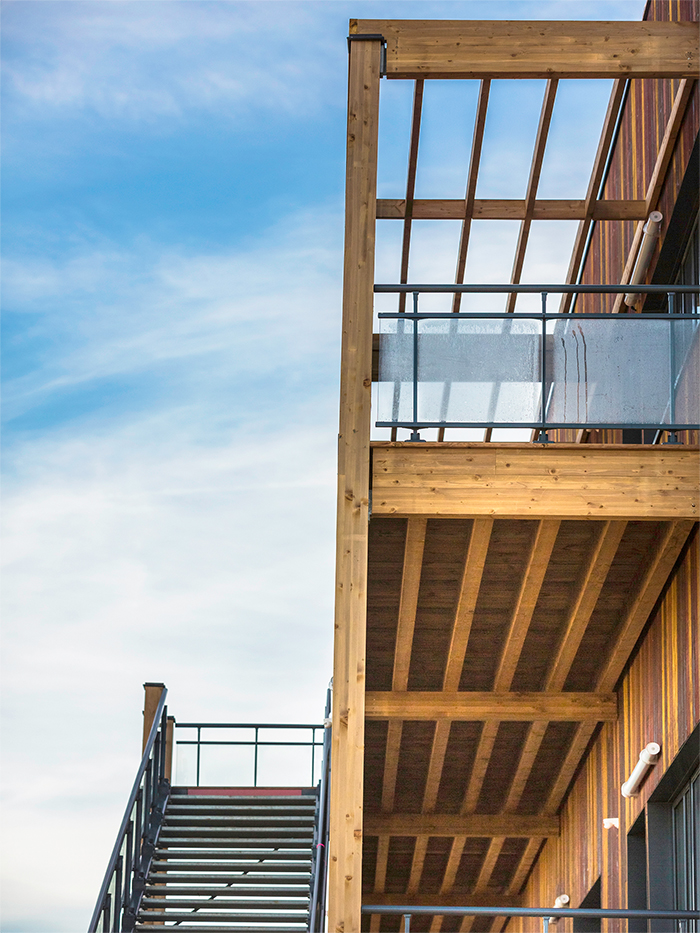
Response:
[408,835,429,894]
[371,444,700,521]
[381,720,403,812]
[365,691,617,721]
[453,80,490,312]
[474,837,506,892]
[377,198,647,220]
[364,892,522,909]
[444,519,494,691]
[507,837,544,895]
[365,812,559,837]
[393,517,428,690]
[596,519,695,692]
[559,80,626,313]
[397,79,424,316]
[506,80,558,314]
[349,20,699,79]
[502,520,626,812]
[462,520,558,814]
[493,520,560,690]
[612,78,694,313]
[329,36,381,933]
[422,720,451,812]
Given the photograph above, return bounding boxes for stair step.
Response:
[167,804,316,815]
[145,884,309,895]
[156,837,312,847]
[136,926,307,932]
[152,858,311,868]
[164,815,315,825]
[160,825,314,836]
[136,910,308,921]
[179,794,314,802]
[142,898,309,908]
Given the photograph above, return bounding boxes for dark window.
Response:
[672,766,699,930]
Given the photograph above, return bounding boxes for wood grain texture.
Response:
[393,517,428,690]
[363,892,522,908]
[350,19,699,79]
[329,36,381,933]
[365,691,617,720]
[376,197,648,220]
[365,812,559,837]
[371,443,699,520]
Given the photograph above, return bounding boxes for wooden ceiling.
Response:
[361,447,696,932]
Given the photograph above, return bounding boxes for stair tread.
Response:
[145,885,309,894]
[136,927,307,932]
[142,898,309,908]
[137,910,308,920]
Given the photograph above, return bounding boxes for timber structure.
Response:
[331,4,699,932]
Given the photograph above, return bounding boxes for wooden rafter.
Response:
[350,20,699,79]
[612,78,695,313]
[474,837,506,893]
[453,80,491,312]
[408,835,429,894]
[365,892,522,908]
[506,80,558,314]
[508,837,544,896]
[397,80,425,315]
[377,197,646,220]
[559,79,627,314]
[365,691,617,721]
[365,813,559,837]
[460,520,559,813]
[500,521,627,816]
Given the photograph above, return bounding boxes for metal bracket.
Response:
[347,34,387,76]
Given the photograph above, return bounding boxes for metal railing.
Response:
[309,686,332,933]
[88,689,170,933]
[374,284,699,442]
[362,905,700,932]
[174,720,325,787]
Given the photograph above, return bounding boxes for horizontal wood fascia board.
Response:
[376,198,647,221]
[365,691,617,721]
[350,20,699,79]
[364,812,560,837]
[370,444,699,521]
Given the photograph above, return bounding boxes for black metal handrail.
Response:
[373,283,699,442]
[362,905,700,932]
[174,721,324,787]
[309,687,332,932]
[88,689,170,933]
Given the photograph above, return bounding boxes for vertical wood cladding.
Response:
[578,0,699,313]
[511,529,698,927]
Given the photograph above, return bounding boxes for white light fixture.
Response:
[549,894,570,923]
[603,817,619,829]
[621,742,661,798]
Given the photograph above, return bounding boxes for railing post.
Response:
[142,683,165,753]
[538,292,549,443]
[410,291,422,442]
[666,291,680,444]
[254,726,259,787]
[164,716,175,782]
[403,913,412,931]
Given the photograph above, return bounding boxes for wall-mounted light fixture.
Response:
[621,742,661,798]
[549,894,570,923]
[603,817,620,829]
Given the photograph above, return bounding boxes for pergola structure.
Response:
[330,17,699,933]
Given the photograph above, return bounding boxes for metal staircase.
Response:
[89,686,331,933]
[135,789,317,931]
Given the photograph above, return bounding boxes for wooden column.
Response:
[329,34,381,933]
[142,682,166,753]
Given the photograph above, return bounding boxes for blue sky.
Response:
[1,1,646,929]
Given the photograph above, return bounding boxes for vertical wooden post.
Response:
[165,716,175,782]
[329,33,381,933]
[142,682,166,752]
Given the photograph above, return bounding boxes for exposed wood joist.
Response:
[371,444,700,521]
[461,520,560,814]
[543,519,695,813]
[474,837,506,893]
[365,691,617,721]
[365,813,559,837]
[377,197,647,221]
[397,80,424,315]
[364,892,522,909]
[350,20,699,79]
[501,520,627,813]
[329,35,381,933]
[507,837,544,896]
[506,79,558,314]
[380,517,428,812]
[612,78,695,313]
[560,79,627,314]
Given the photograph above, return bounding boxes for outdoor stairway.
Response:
[134,788,318,932]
